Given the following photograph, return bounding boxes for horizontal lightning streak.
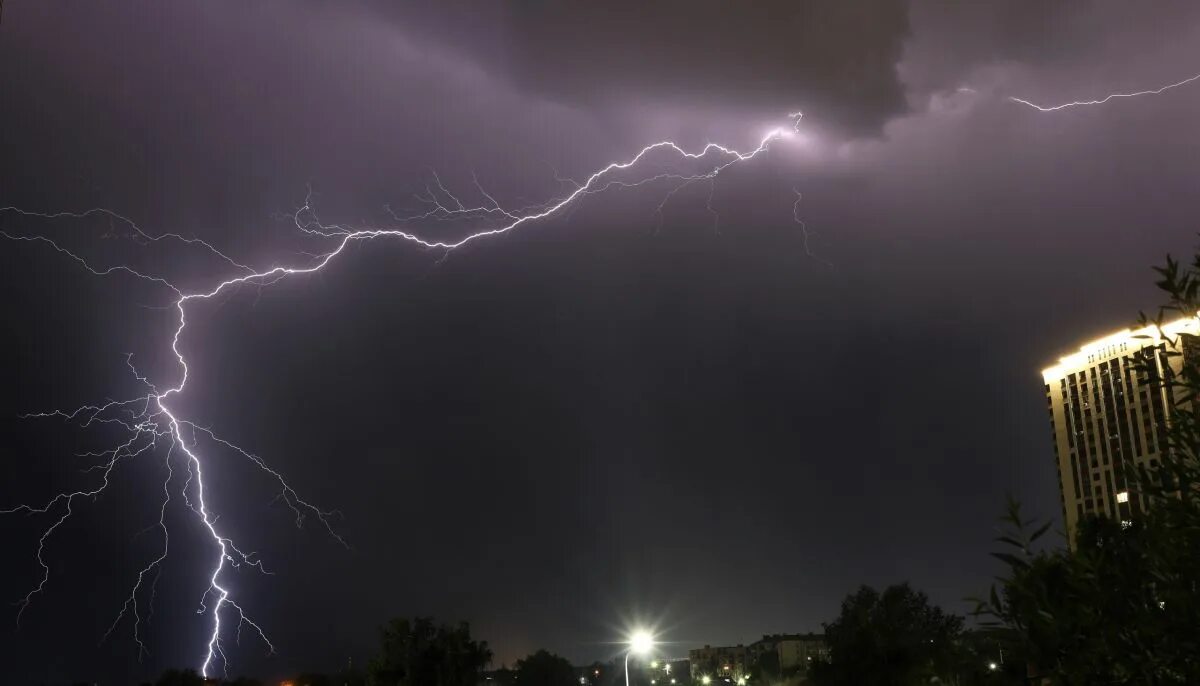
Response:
[1010,70,1200,111]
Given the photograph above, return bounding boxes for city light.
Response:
[629,630,655,656]
[988,662,998,671]
[1040,315,1199,382]
[624,629,656,686]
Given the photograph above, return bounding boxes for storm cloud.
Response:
[3,2,1200,684]
[501,1,911,135]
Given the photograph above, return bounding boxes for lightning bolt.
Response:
[1009,69,1200,111]
[1,113,805,676]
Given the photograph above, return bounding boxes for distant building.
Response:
[689,644,752,681]
[641,657,689,686]
[751,633,828,671]
[481,667,516,686]
[689,634,826,681]
[1042,317,1198,544]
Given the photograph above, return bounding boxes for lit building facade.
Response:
[688,644,751,682]
[1042,317,1197,544]
[688,634,827,681]
[750,633,828,671]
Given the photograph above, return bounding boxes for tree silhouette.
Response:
[975,252,1200,684]
[515,649,578,686]
[367,616,492,686]
[810,583,962,686]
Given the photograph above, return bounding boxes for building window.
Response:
[1117,491,1129,503]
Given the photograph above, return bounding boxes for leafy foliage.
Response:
[514,649,578,686]
[973,252,1200,684]
[367,616,492,686]
[809,583,963,686]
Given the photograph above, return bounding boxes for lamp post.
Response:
[625,630,655,686]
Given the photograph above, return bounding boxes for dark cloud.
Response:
[902,0,1200,95]
[500,1,911,135]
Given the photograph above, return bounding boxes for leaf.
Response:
[1030,521,1053,543]
[992,552,1031,570]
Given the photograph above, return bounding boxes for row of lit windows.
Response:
[1085,341,1131,365]
[1051,348,1173,525]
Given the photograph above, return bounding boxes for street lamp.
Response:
[625,630,655,686]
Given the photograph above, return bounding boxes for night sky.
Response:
[2,1,1200,683]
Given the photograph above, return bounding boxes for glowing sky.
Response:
[2,1,1200,682]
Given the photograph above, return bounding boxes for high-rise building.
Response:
[1042,317,1197,544]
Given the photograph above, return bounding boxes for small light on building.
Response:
[988,662,998,671]
[1117,491,1129,503]
[702,676,712,685]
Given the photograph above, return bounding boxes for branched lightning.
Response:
[1,113,806,676]
[1009,69,1200,111]
[792,189,832,269]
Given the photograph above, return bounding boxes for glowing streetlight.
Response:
[702,677,712,685]
[629,630,655,655]
[988,661,999,671]
[624,630,656,686]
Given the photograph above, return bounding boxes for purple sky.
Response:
[2,1,1200,682]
